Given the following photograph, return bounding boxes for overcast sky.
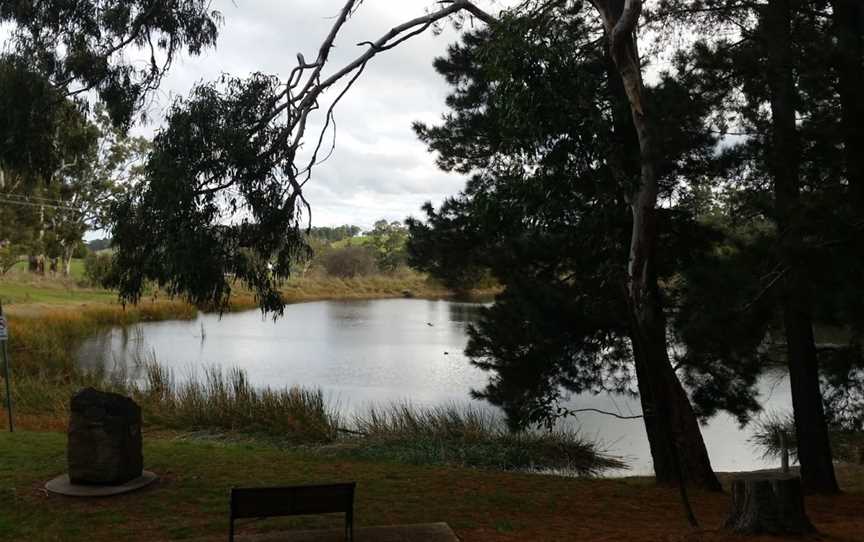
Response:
[128,1,504,231]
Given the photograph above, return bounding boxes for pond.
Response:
[75,298,791,476]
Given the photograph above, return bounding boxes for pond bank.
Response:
[1,360,622,476]
[0,274,495,372]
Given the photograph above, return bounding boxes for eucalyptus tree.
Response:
[109,0,497,313]
[0,0,220,187]
[50,106,151,276]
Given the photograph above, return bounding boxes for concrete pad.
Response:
[231,522,459,541]
[45,470,158,497]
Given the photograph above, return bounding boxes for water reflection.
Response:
[75,298,791,476]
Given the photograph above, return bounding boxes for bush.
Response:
[72,240,89,259]
[319,244,378,278]
[83,251,115,287]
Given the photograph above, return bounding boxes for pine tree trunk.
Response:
[766,0,839,494]
[832,0,864,351]
[833,0,864,207]
[601,2,721,492]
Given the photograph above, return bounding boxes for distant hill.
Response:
[87,238,112,252]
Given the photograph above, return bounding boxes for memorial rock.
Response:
[68,388,143,485]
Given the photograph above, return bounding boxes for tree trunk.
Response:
[832,0,864,353]
[765,0,839,494]
[601,1,721,492]
[833,0,864,207]
[61,243,74,277]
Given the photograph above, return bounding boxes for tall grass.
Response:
[279,271,450,301]
[4,362,340,444]
[140,363,340,443]
[346,403,626,476]
[6,302,197,372]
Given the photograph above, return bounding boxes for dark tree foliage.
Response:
[109,75,311,313]
[0,0,220,130]
[650,0,863,493]
[0,0,219,196]
[407,9,765,430]
[0,56,68,183]
[407,199,490,293]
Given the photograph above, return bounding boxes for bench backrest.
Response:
[230,482,356,519]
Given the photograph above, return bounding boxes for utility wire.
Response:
[0,192,78,205]
[0,197,84,212]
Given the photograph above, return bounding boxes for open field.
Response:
[0,269,492,312]
[0,431,862,542]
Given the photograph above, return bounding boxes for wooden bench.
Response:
[229,482,356,541]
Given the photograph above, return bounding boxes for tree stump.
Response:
[724,474,815,535]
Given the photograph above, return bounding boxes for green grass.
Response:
[1,266,494,311]
[7,257,86,279]
[0,280,116,305]
[0,430,549,541]
[1,431,862,542]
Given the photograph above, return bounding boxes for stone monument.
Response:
[67,387,144,485]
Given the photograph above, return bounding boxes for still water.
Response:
[75,298,791,476]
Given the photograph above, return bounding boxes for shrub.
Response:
[83,251,115,287]
[319,244,377,278]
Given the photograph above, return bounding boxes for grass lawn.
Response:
[0,260,115,308]
[0,431,862,542]
[7,258,86,280]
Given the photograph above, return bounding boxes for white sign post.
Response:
[0,304,12,432]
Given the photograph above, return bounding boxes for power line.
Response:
[0,192,76,205]
[0,197,84,212]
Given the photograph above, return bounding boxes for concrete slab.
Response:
[230,522,459,541]
[45,470,158,497]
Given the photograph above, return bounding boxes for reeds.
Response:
[7,302,197,372]
[348,403,626,476]
[139,363,340,443]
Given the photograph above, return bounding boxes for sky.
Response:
[128,0,504,231]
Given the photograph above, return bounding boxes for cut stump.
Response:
[724,474,815,535]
